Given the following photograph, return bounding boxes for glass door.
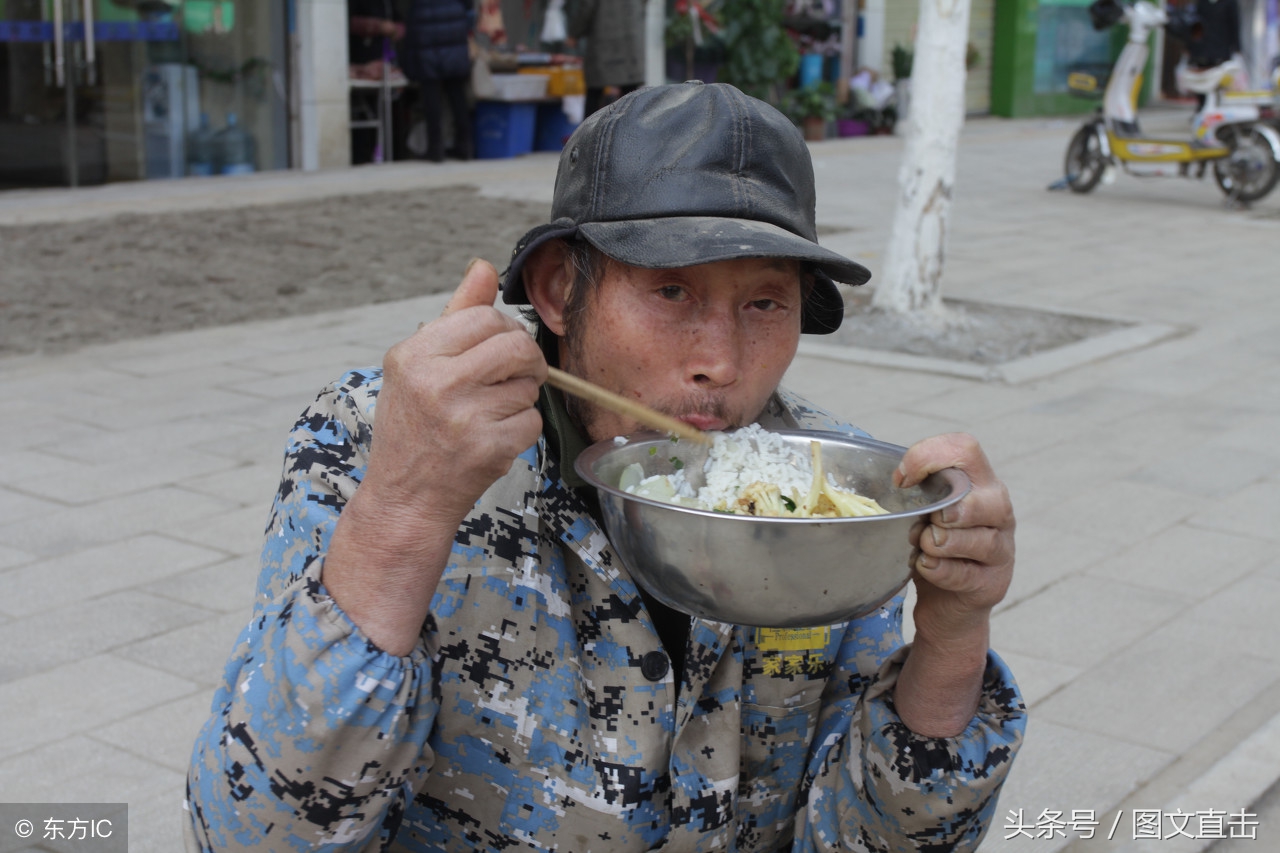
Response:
[1,1,290,189]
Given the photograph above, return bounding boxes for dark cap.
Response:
[501,81,870,335]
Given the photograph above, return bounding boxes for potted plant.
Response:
[716,0,799,103]
[665,0,725,83]
[891,43,913,123]
[782,81,836,141]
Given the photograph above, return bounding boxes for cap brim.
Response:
[501,216,866,335]
[579,216,871,287]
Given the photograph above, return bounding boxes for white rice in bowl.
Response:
[620,424,887,517]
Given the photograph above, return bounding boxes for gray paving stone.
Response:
[995,650,1083,709]
[996,440,1150,521]
[181,462,280,507]
[1086,526,1272,598]
[142,554,261,615]
[92,690,216,774]
[0,448,89,484]
[0,485,236,558]
[1212,413,1280,461]
[0,544,34,571]
[0,534,226,618]
[982,719,1174,853]
[167,504,272,558]
[0,486,61,528]
[1034,618,1280,754]
[12,446,239,505]
[64,386,264,433]
[35,412,265,466]
[999,521,1117,611]
[1184,574,1280,659]
[1187,481,1280,543]
[235,340,388,378]
[82,361,268,402]
[115,609,251,688]
[0,655,197,760]
[0,734,187,853]
[991,575,1188,669]
[9,417,111,452]
[1026,480,1209,547]
[0,590,212,684]
[226,366,369,407]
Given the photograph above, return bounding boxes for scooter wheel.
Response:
[1064,125,1107,193]
[1213,126,1280,204]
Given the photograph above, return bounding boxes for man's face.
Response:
[561,256,804,443]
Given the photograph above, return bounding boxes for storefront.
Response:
[0,0,291,189]
[989,0,1144,117]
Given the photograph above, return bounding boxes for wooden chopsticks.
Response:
[545,367,713,446]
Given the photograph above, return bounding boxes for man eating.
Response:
[186,81,1024,853]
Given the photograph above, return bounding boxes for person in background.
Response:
[1184,0,1242,70]
[401,0,474,161]
[567,0,646,117]
[349,0,406,164]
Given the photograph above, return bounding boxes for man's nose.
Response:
[688,309,742,387]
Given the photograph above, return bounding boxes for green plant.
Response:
[782,81,837,123]
[717,0,800,103]
[891,43,913,81]
[966,40,982,70]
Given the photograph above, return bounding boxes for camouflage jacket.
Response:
[186,368,1025,853]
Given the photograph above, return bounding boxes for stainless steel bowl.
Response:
[575,430,970,628]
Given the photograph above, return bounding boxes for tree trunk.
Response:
[869,0,971,321]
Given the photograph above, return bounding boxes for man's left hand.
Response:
[896,432,1015,641]
[891,433,1014,736]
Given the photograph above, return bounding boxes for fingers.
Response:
[898,433,1016,613]
[897,433,1014,531]
[442,258,500,317]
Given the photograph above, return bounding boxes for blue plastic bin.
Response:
[535,102,580,152]
[474,101,537,159]
[799,53,824,89]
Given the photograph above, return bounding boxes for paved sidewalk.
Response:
[2,112,1278,852]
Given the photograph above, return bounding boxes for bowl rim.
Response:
[575,428,971,523]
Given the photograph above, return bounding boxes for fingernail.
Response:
[940,506,957,525]
[917,553,939,571]
[930,526,946,548]
[464,257,481,276]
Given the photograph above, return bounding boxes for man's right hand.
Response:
[321,259,546,655]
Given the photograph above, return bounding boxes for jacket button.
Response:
[640,650,669,681]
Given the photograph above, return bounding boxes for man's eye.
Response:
[751,299,780,311]
[658,285,688,301]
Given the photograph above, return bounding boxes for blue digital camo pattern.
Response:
[185,368,1025,853]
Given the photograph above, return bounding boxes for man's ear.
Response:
[523,240,575,337]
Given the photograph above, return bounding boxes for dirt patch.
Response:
[0,186,549,357]
[1,186,1119,362]
[835,288,1131,366]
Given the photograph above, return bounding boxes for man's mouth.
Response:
[677,413,729,432]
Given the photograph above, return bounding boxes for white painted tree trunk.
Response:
[869,0,971,320]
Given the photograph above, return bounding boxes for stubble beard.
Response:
[562,332,753,443]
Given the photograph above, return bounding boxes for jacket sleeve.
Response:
[794,605,1026,852]
[185,370,441,852]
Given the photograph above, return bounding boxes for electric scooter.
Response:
[1062,0,1280,204]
